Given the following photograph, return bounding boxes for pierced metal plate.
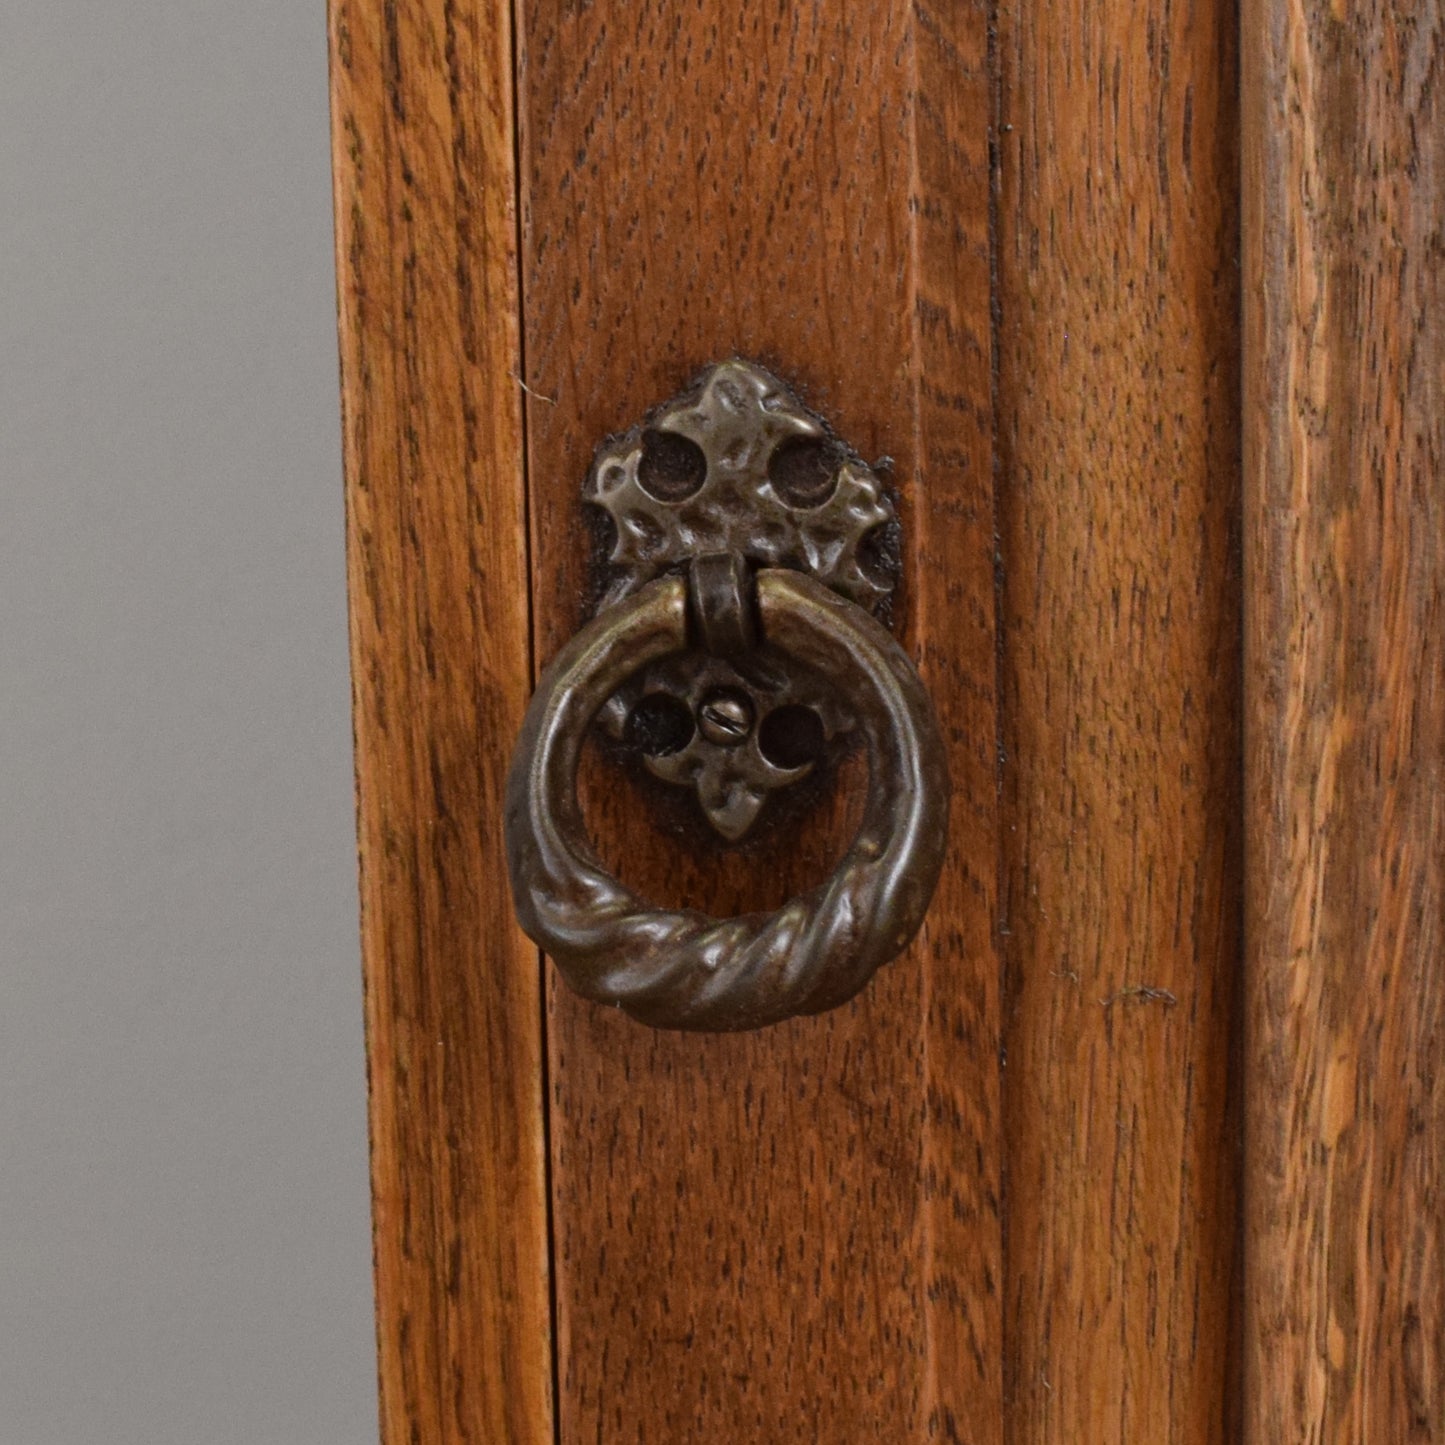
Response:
[598,648,855,841]
[585,359,899,841]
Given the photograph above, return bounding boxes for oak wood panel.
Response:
[1241,0,1444,1433]
[517,1,1001,1439]
[328,2,553,1440]
[993,0,1242,1436]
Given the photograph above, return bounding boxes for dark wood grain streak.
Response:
[993,0,1242,1434]
[329,2,553,1440]
[517,0,1002,1438]
[1241,0,1445,1433]
[910,5,1006,1440]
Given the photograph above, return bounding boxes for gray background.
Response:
[1,4,376,1441]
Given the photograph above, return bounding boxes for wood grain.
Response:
[993,0,1243,1435]
[517,0,1002,1438]
[328,2,553,1440]
[1241,0,1444,1434]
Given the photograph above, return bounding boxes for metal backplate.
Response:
[586,359,899,840]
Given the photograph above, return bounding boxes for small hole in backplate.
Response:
[624,693,695,756]
[767,436,842,509]
[637,428,707,502]
[757,704,826,770]
[581,502,623,612]
[857,518,901,592]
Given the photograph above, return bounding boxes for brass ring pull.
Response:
[504,568,949,1032]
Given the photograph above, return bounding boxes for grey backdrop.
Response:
[1,4,376,1441]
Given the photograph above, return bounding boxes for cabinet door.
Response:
[328,0,1443,1440]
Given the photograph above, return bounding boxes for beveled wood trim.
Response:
[329,1,553,1438]
[1241,0,1444,1431]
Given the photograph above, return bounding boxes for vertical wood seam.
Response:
[503,0,562,1430]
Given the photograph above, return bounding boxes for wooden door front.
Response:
[327,0,1443,1440]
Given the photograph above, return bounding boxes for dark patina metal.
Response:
[503,360,949,1031]
[588,359,898,838]
[586,359,896,614]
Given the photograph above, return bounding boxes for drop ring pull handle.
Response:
[503,360,950,1032]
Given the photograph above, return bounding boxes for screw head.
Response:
[697,689,755,747]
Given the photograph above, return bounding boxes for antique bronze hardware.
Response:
[503,360,949,1031]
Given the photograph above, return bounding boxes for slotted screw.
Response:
[697,691,754,747]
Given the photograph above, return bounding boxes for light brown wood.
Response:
[516,0,1002,1438]
[328,2,553,1440]
[1241,0,1445,1433]
[329,0,1445,1435]
[993,0,1243,1436]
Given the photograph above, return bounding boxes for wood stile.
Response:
[994,0,1244,1435]
[329,2,553,1441]
[1242,0,1444,1434]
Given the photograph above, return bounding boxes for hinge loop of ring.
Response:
[686,551,759,660]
